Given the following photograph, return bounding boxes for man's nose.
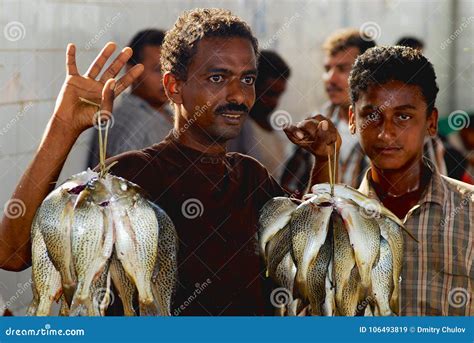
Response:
[226,78,245,104]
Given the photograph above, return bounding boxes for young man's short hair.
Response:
[323,28,376,56]
[127,29,166,66]
[160,8,259,81]
[349,46,439,114]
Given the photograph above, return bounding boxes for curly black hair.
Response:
[160,8,259,80]
[349,46,439,113]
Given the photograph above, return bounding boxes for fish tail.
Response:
[151,283,170,316]
[69,295,95,316]
[35,296,54,316]
[62,284,76,307]
[26,297,39,316]
[139,301,159,316]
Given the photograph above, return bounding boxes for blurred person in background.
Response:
[281,29,375,196]
[88,29,173,167]
[443,112,474,184]
[227,50,291,180]
[396,36,424,51]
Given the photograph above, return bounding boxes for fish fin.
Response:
[139,301,159,316]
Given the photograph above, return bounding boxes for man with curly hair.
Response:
[0,8,340,316]
[343,46,473,315]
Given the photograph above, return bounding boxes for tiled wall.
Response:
[0,0,472,315]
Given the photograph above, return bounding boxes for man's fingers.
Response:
[318,120,329,132]
[115,64,144,95]
[66,43,79,75]
[100,78,116,121]
[99,47,133,83]
[85,42,117,79]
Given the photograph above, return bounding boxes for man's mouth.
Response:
[219,112,245,125]
[326,86,343,93]
[375,146,403,154]
[221,113,242,119]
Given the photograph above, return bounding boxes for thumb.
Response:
[99,78,116,123]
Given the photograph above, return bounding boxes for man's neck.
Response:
[369,158,430,218]
[131,90,166,113]
[336,104,349,122]
[173,121,226,155]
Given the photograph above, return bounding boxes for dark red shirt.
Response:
[106,133,284,315]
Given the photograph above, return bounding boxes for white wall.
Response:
[0,0,472,315]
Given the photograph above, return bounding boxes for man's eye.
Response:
[398,114,411,121]
[241,76,255,85]
[209,75,224,83]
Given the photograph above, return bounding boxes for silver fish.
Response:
[371,238,394,316]
[334,197,380,298]
[376,217,403,315]
[70,178,113,316]
[28,212,61,316]
[110,252,137,316]
[290,194,332,299]
[110,176,158,316]
[39,170,98,305]
[150,203,178,316]
[258,197,297,259]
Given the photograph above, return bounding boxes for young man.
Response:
[281,29,375,195]
[88,29,173,167]
[0,9,339,316]
[228,50,292,180]
[347,46,473,315]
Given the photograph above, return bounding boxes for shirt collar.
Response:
[358,158,447,207]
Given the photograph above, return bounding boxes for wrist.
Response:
[50,112,82,139]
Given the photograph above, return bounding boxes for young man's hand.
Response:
[53,42,143,137]
[283,114,341,160]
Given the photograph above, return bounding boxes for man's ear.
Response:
[163,72,183,105]
[349,105,356,134]
[427,107,439,137]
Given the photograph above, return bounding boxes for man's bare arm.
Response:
[0,43,143,271]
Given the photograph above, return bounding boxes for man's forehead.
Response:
[325,46,360,65]
[192,37,257,71]
[357,82,425,108]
